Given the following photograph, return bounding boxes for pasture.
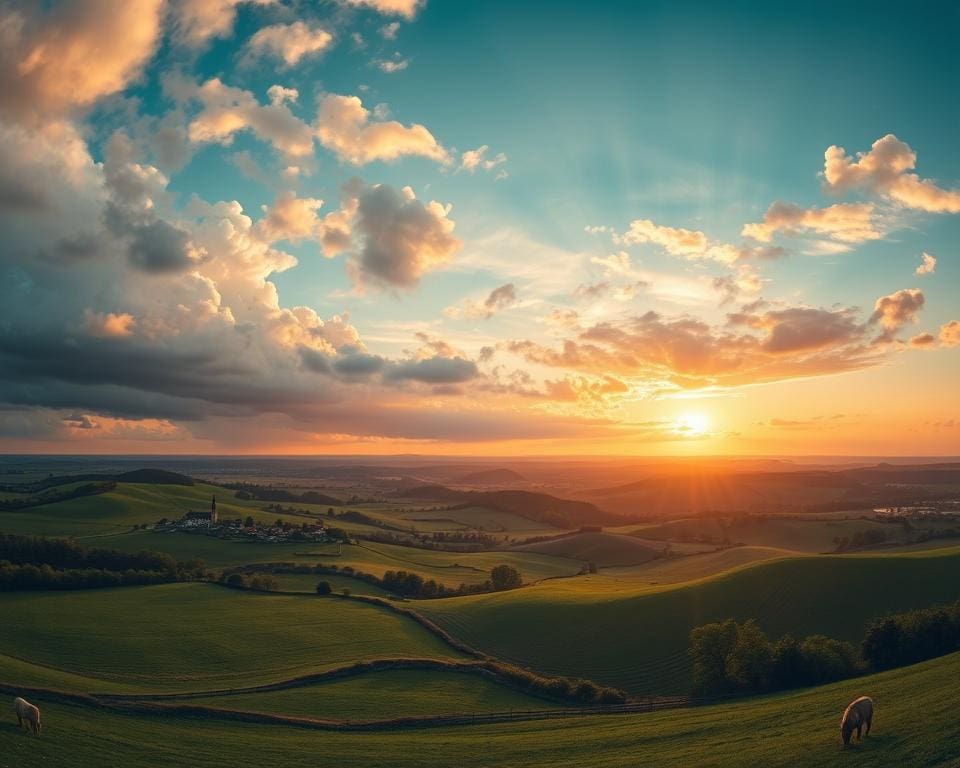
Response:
[171,667,565,720]
[0,584,465,693]
[2,651,959,767]
[419,546,960,694]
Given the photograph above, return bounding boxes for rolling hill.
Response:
[515,532,664,567]
[418,546,960,695]
[2,650,959,766]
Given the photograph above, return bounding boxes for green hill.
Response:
[516,531,664,566]
[419,546,960,695]
[0,583,465,693]
[2,651,959,766]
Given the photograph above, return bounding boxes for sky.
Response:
[0,0,958,456]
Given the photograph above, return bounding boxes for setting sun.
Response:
[674,412,710,436]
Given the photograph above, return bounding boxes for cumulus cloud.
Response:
[82,310,136,338]
[315,93,448,164]
[618,218,708,256]
[172,0,275,46]
[345,0,423,19]
[103,133,208,273]
[385,356,478,384]
[823,134,960,214]
[341,182,460,289]
[909,332,936,349]
[940,320,960,348]
[713,265,761,305]
[376,56,410,73]
[446,283,517,320]
[870,288,925,342]
[379,21,400,39]
[0,0,164,121]
[505,296,908,393]
[185,78,315,159]
[742,201,880,245]
[247,21,334,68]
[616,218,760,264]
[916,252,936,276]
[255,191,324,243]
[459,145,507,178]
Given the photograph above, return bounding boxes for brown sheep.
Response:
[840,695,873,745]
[13,697,41,735]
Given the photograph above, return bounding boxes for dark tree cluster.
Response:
[690,619,858,695]
[862,603,960,671]
[223,562,523,599]
[0,533,209,592]
[833,529,888,552]
[0,533,177,575]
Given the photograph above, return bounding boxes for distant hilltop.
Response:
[453,468,527,485]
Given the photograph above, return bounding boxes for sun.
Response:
[674,411,710,436]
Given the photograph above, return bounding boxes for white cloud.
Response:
[742,201,880,244]
[916,251,936,276]
[823,134,960,214]
[315,93,448,165]
[459,145,508,177]
[185,78,315,159]
[247,21,334,68]
[344,0,423,19]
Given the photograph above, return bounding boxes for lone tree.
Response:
[490,564,522,591]
[316,580,332,595]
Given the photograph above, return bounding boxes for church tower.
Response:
[210,494,218,524]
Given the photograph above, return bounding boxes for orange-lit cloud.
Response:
[940,320,960,348]
[345,0,423,19]
[742,201,880,245]
[823,134,960,213]
[315,93,448,165]
[0,0,164,121]
[247,21,334,68]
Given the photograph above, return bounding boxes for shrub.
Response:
[225,573,245,588]
[248,574,278,591]
[316,580,332,595]
[490,564,522,591]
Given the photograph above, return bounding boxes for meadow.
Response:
[2,469,959,767]
[2,651,959,767]
[419,546,960,694]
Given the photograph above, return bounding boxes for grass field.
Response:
[419,546,960,695]
[172,667,564,720]
[2,651,959,767]
[0,584,465,693]
[629,516,924,553]
[516,531,665,566]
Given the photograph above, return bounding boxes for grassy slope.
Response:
[0,584,464,693]
[632,517,917,553]
[419,546,960,695]
[2,652,959,767]
[515,532,664,567]
[173,668,564,720]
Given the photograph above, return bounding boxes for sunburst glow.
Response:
[674,412,710,436]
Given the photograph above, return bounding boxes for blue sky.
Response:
[0,0,957,454]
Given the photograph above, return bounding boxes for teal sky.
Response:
[0,0,957,454]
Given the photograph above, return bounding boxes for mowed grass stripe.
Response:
[0,583,465,693]
[418,548,960,695]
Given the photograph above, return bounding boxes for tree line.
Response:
[0,533,210,591]
[224,562,524,599]
[691,602,960,696]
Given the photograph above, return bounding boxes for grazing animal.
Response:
[13,697,41,735]
[840,696,873,745]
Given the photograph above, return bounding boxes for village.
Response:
[150,495,334,544]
